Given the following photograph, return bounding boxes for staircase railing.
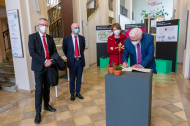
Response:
[108,0,113,11]
[47,2,61,25]
[120,5,128,17]
[47,0,61,7]
[49,17,63,38]
[3,29,11,51]
[87,0,99,19]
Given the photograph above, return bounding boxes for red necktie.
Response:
[74,36,80,57]
[42,35,49,59]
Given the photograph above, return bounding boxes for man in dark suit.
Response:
[122,28,157,74]
[28,18,57,124]
[63,23,85,101]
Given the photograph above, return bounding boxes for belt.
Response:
[75,57,81,60]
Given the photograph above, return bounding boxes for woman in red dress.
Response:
[107,23,127,66]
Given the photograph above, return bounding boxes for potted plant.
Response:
[114,64,123,76]
[107,62,116,74]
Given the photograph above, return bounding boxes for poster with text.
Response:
[156,21,179,42]
[125,23,146,38]
[96,25,112,43]
[7,9,23,57]
[156,19,180,72]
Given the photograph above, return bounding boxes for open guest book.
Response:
[122,67,151,73]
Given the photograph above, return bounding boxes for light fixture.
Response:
[147,0,151,1]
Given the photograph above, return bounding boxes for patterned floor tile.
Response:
[0,64,190,125]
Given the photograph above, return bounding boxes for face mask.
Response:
[114,30,121,35]
[40,26,47,33]
[132,41,140,46]
[74,29,80,34]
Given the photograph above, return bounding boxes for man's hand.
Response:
[122,62,128,68]
[110,47,113,50]
[45,59,53,67]
[131,64,142,68]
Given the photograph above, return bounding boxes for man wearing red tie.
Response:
[63,23,85,101]
[28,18,57,124]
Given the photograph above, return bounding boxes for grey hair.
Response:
[38,18,48,24]
[129,28,142,38]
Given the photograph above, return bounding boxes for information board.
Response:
[82,20,88,48]
[96,25,112,66]
[156,19,180,72]
[7,9,23,57]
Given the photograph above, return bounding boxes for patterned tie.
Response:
[42,35,49,59]
[74,36,80,57]
[137,43,141,64]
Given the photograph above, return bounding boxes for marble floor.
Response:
[0,63,189,126]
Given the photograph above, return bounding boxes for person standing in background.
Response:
[28,18,57,124]
[107,23,127,66]
[62,23,86,101]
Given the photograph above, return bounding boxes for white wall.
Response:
[133,0,173,23]
[119,14,133,30]
[5,0,48,92]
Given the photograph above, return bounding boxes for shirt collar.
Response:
[71,33,78,38]
[39,31,46,37]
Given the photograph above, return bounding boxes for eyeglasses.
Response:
[39,24,49,27]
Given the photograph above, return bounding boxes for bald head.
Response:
[71,23,79,28]
[71,23,80,35]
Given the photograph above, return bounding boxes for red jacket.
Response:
[107,32,127,66]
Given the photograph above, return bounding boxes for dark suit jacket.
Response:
[62,34,85,68]
[28,32,58,72]
[122,33,157,74]
[48,54,65,87]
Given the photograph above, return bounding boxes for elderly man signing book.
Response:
[122,28,157,74]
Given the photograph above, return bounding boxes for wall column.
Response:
[73,0,89,69]
[61,0,74,37]
[0,19,6,63]
[125,0,132,20]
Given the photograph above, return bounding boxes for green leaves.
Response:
[114,64,123,70]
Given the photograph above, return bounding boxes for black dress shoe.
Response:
[76,93,84,99]
[44,105,56,112]
[70,95,75,101]
[34,114,41,124]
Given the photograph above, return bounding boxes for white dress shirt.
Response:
[39,32,48,63]
[71,33,81,58]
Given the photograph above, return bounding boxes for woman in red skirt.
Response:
[107,23,127,66]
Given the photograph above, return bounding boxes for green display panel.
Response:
[155,59,172,74]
